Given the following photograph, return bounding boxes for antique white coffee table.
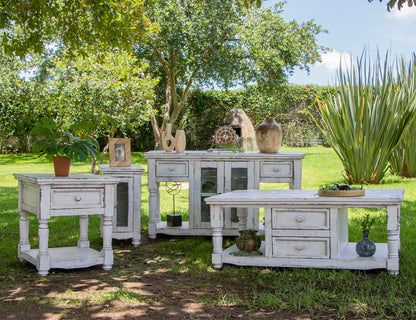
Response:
[205,189,404,275]
[14,174,119,276]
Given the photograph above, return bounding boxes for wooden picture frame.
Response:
[109,138,131,167]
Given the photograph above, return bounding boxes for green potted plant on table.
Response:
[355,213,376,257]
[31,118,99,176]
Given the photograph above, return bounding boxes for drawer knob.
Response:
[74,195,82,201]
[168,166,175,172]
[273,168,280,172]
[296,215,305,223]
[296,244,304,251]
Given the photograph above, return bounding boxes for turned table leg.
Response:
[210,205,223,269]
[37,219,50,276]
[387,205,400,275]
[18,210,30,261]
[78,215,90,248]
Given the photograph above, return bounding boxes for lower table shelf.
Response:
[220,242,389,271]
[20,247,105,270]
[155,221,265,237]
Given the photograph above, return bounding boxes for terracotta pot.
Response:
[53,156,71,177]
[255,116,283,153]
[235,230,261,252]
[162,123,175,152]
[175,129,186,153]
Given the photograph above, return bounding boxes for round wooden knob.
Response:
[74,195,82,201]
[168,166,175,172]
[273,168,280,172]
[296,215,305,223]
[296,244,304,251]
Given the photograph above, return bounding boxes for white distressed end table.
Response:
[205,189,404,275]
[144,150,305,238]
[99,165,144,247]
[14,173,119,276]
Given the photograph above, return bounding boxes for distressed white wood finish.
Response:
[99,165,144,247]
[205,189,404,275]
[144,150,305,238]
[14,173,119,276]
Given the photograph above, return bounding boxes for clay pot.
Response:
[255,116,283,153]
[175,129,186,153]
[235,230,261,252]
[53,156,71,177]
[162,123,175,152]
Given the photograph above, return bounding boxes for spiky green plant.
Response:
[312,52,416,184]
[390,56,416,178]
[390,120,416,177]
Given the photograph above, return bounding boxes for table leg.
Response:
[210,205,223,269]
[387,205,400,275]
[132,176,141,247]
[37,219,50,276]
[148,186,159,239]
[102,215,113,271]
[78,215,90,248]
[18,210,30,260]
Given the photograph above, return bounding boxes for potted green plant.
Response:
[355,213,376,257]
[31,117,99,176]
[235,230,261,253]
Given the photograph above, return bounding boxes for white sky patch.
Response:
[387,5,416,20]
[317,51,352,72]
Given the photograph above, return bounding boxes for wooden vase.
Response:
[255,116,283,153]
[175,129,186,153]
[162,123,175,152]
[53,156,71,177]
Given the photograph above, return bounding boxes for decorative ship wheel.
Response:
[214,126,238,144]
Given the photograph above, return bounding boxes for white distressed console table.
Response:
[205,189,404,275]
[144,150,305,238]
[14,173,119,276]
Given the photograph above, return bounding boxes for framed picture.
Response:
[109,138,131,167]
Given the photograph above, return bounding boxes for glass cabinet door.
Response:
[193,160,257,231]
[116,182,129,228]
[191,162,224,229]
[200,167,218,224]
[229,167,248,226]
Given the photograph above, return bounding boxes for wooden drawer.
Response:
[271,208,329,230]
[156,161,188,178]
[272,237,330,259]
[51,188,104,209]
[260,162,292,178]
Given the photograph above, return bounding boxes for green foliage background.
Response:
[181,85,335,150]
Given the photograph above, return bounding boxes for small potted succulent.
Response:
[31,117,99,176]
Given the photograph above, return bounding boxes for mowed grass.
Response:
[1,146,416,318]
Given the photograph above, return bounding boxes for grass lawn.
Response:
[1,146,416,319]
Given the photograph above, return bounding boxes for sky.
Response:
[263,0,416,86]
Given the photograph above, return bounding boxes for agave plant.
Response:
[312,52,416,184]
[389,55,416,178]
[390,120,416,177]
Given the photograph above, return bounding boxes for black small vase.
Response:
[356,231,376,257]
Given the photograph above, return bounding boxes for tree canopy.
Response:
[0,0,148,57]
[368,0,416,11]
[137,0,326,147]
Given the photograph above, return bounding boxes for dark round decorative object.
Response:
[356,231,376,257]
[214,126,238,144]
